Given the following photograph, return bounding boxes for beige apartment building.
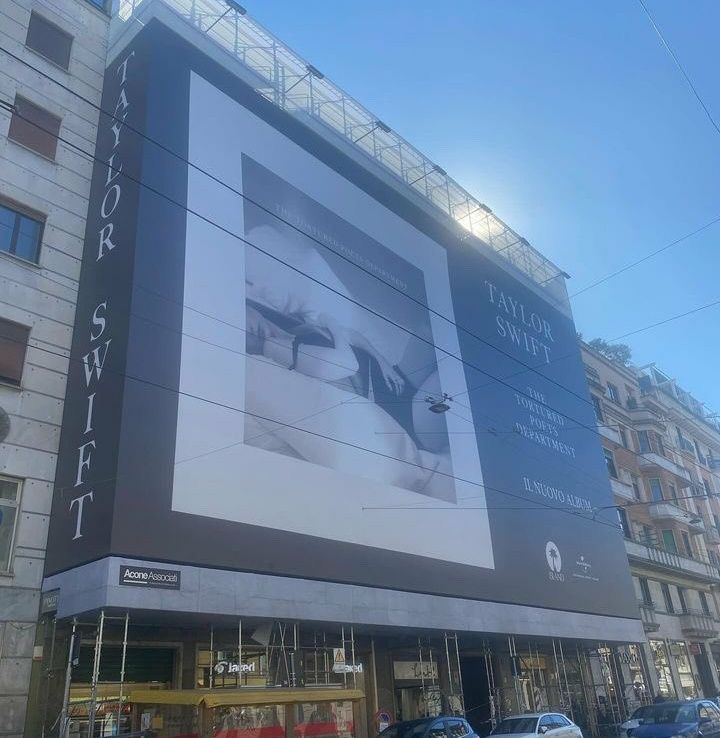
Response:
[582,342,720,701]
[0,1,109,736]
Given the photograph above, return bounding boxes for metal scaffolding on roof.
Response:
[112,0,570,309]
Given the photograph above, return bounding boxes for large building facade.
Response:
[582,343,720,701]
[12,2,716,738]
[22,2,647,738]
[0,2,109,737]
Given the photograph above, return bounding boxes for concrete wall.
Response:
[0,1,108,736]
[44,556,645,644]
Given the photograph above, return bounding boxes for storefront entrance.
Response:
[26,610,650,738]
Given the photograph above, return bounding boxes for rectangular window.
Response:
[649,640,676,698]
[639,577,653,606]
[0,317,30,386]
[677,587,688,614]
[672,641,697,699]
[657,434,666,456]
[0,477,21,572]
[591,395,605,423]
[642,525,655,546]
[661,583,675,613]
[0,199,44,263]
[681,532,693,559]
[662,529,677,553]
[649,478,663,502]
[632,476,642,501]
[603,448,618,479]
[668,483,677,501]
[25,12,73,70]
[8,96,61,160]
[619,426,629,448]
[703,479,712,497]
[607,382,620,404]
[694,440,703,462]
[700,591,711,616]
[617,507,631,538]
[638,430,651,454]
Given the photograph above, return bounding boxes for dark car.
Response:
[378,717,477,738]
[625,700,720,738]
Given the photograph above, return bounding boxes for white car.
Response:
[492,714,583,738]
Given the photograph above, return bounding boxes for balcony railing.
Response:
[679,610,718,639]
[648,502,703,534]
[111,0,569,306]
[638,602,660,633]
[625,539,720,583]
[639,452,692,486]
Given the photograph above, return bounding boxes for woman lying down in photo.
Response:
[242,223,457,502]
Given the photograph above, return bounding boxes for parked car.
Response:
[620,705,656,738]
[491,714,582,738]
[377,716,477,738]
[620,700,720,738]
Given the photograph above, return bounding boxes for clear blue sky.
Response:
[247,0,720,411]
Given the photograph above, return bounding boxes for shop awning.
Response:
[127,688,365,708]
[127,689,207,706]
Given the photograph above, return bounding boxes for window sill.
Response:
[7,137,59,166]
[0,378,23,392]
[25,45,71,76]
[0,249,41,269]
[0,569,15,579]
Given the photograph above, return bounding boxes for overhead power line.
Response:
[5,286,720,510]
[637,0,720,139]
[0,45,593,410]
[0,329,621,532]
[1,44,715,432]
[2,78,720,491]
[570,215,720,297]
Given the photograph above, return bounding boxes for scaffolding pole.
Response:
[116,613,129,733]
[87,610,105,738]
[59,619,77,738]
[418,637,427,716]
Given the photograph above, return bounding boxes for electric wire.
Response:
[4,103,720,501]
[0,329,623,531]
[637,0,720,139]
[0,44,595,410]
[7,270,720,503]
[2,65,720,494]
[2,101,612,435]
[570,215,720,298]
[3,46,717,448]
[3,317,634,507]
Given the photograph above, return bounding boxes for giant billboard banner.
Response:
[45,19,637,619]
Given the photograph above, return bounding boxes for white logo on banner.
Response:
[214,661,256,674]
[545,541,565,581]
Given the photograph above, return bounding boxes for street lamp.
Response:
[425,393,452,414]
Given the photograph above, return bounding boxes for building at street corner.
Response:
[12,1,670,737]
[582,342,720,701]
[0,2,110,737]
